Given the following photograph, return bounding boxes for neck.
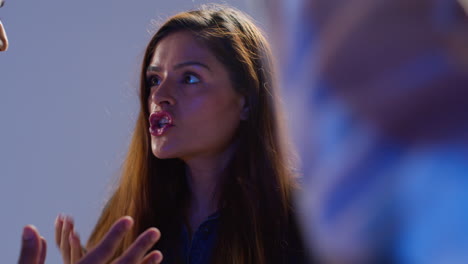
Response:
[182,143,237,230]
[184,153,231,215]
[185,161,220,216]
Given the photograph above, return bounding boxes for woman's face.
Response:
[146,30,246,161]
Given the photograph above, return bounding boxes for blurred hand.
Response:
[0,0,8,52]
[55,215,163,264]
[18,225,47,264]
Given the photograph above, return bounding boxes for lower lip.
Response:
[149,124,173,136]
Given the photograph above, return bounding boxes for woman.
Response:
[56,4,306,264]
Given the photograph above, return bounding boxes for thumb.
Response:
[39,236,47,264]
[18,225,42,264]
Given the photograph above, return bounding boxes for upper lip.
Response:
[149,111,174,128]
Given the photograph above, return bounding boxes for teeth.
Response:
[159,118,168,125]
[157,117,169,128]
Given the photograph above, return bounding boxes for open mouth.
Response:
[149,111,174,136]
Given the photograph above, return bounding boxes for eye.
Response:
[147,75,161,87]
[183,74,200,84]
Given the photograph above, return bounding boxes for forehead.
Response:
[149,30,216,67]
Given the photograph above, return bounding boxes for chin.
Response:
[152,149,178,159]
[153,151,177,159]
[151,143,182,159]
[151,137,178,159]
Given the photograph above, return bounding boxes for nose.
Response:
[150,79,176,108]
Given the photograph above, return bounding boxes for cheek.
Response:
[187,98,241,141]
[188,92,239,124]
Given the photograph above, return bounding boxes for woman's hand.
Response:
[0,0,8,52]
[55,215,163,264]
[18,225,47,264]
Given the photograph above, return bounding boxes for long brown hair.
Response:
[87,4,305,264]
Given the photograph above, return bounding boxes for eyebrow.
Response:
[146,61,212,73]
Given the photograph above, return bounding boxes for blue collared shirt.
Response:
[160,212,219,264]
[179,212,220,264]
[162,211,308,264]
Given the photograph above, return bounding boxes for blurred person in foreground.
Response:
[0,0,9,52]
[265,0,468,263]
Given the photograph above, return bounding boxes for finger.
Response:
[0,20,8,52]
[18,225,42,264]
[140,250,163,264]
[114,228,160,264]
[39,236,47,264]
[82,216,133,264]
[69,230,83,264]
[55,214,64,247]
[60,216,74,264]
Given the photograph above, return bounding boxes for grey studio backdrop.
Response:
[0,1,267,263]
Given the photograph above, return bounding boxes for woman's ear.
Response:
[239,97,249,120]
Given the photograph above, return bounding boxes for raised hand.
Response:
[0,0,8,52]
[55,215,163,264]
[18,225,47,264]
